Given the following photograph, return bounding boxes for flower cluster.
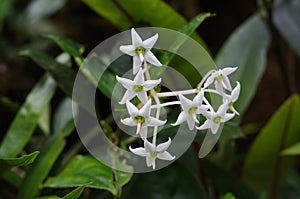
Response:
[116,28,240,169]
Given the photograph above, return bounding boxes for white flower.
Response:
[204,67,238,94]
[224,81,240,115]
[129,137,175,169]
[171,90,208,130]
[116,68,161,104]
[196,100,235,134]
[120,28,162,74]
[121,100,166,139]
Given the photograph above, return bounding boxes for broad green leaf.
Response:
[200,159,257,199]
[273,0,300,58]
[281,142,300,156]
[154,12,214,79]
[0,75,56,158]
[19,50,94,114]
[43,34,85,64]
[53,98,77,136]
[0,151,40,173]
[0,170,22,188]
[243,95,300,196]
[63,184,87,199]
[215,14,270,116]
[0,0,15,26]
[82,0,205,45]
[38,103,51,135]
[26,0,67,24]
[121,162,207,199]
[36,185,86,199]
[17,134,66,199]
[44,155,132,197]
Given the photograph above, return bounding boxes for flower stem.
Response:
[157,89,197,97]
[144,61,161,146]
[151,101,181,109]
[197,69,216,91]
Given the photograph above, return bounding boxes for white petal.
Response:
[210,122,220,134]
[222,75,232,91]
[157,151,175,160]
[131,28,143,47]
[139,125,148,139]
[120,45,135,56]
[133,55,142,74]
[139,99,152,117]
[134,68,145,85]
[156,137,171,152]
[146,155,156,169]
[126,101,139,116]
[143,33,158,49]
[203,75,214,88]
[171,111,187,126]
[221,67,238,76]
[193,89,204,105]
[116,75,134,90]
[144,139,156,152]
[196,120,210,130]
[119,89,135,104]
[129,146,147,156]
[217,101,229,116]
[136,91,148,104]
[139,53,144,62]
[179,94,192,111]
[186,116,196,130]
[148,117,166,127]
[136,123,142,135]
[143,78,161,90]
[120,118,136,126]
[196,105,209,114]
[222,113,235,122]
[231,81,241,102]
[144,51,162,66]
[215,81,224,95]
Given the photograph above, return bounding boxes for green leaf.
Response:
[0,75,56,158]
[19,50,94,114]
[154,12,214,79]
[121,162,207,199]
[243,95,300,196]
[215,14,270,116]
[25,0,67,24]
[62,185,87,199]
[43,34,85,60]
[281,142,300,156]
[44,155,132,197]
[17,134,66,199]
[82,0,205,45]
[0,0,15,26]
[38,103,51,135]
[53,98,77,136]
[0,151,40,173]
[273,0,300,58]
[36,196,61,199]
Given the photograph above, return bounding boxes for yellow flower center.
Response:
[133,85,144,92]
[135,115,145,124]
[215,74,223,82]
[188,106,198,115]
[135,46,146,55]
[150,151,157,158]
[213,116,221,123]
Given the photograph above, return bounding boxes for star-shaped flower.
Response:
[171,90,208,130]
[196,100,235,134]
[224,81,240,115]
[116,68,161,104]
[204,67,238,94]
[120,28,162,74]
[121,100,166,139]
[129,137,175,169]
